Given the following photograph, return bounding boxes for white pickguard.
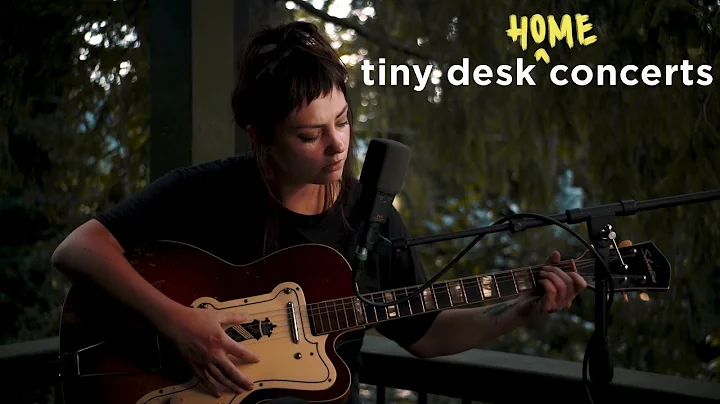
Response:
[136,282,338,404]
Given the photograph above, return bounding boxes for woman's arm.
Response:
[406,256,587,358]
[51,165,259,396]
[51,219,185,327]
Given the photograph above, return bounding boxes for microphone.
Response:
[351,138,412,277]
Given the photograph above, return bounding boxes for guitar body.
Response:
[57,241,363,404]
[57,237,672,404]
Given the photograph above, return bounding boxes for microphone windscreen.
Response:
[360,139,412,194]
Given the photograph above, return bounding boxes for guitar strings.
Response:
[214,256,643,341]
[222,268,636,349]
[216,257,623,330]
[211,253,632,322]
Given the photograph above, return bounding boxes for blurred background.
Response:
[1,0,719,403]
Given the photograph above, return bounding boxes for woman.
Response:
[51,21,586,403]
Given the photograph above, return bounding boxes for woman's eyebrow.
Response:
[292,104,348,130]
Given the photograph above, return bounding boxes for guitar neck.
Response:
[308,260,580,335]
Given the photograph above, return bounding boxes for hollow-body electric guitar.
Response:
[57,240,671,404]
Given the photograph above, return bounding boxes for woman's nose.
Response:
[326,130,346,154]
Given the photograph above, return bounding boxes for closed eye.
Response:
[298,135,320,143]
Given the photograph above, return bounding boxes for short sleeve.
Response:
[95,166,209,251]
[372,207,439,348]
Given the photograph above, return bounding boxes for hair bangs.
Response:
[278,53,347,121]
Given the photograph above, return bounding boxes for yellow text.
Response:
[506,14,597,63]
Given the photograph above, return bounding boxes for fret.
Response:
[530,268,537,289]
[396,288,413,317]
[479,274,499,300]
[496,271,520,297]
[350,297,362,326]
[339,298,351,328]
[314,302,324,333]
[347,298,355,327]
[447,280,466,305]
[416,288,426,310]
[373,293,383,321]
[407,286,426,314]
[459,279,468,304]
[384,291,399,318]
[510,270,519,294]
[329,301,341,332]
[333,300,341,330]
[372,295,381,321]
[432,285,439,308]
[433,283,453,309]
[422,287,436,311]
[350,297,359,327]
[366,292,389,322]
[383,293,391,320]
[309,303,322,334]
[515,268,536,292]
[342,267,546,331]
[362,300,375,324]
[355,297,368,325]
[405,288,413,315]
[464,276,485,303]
[321,302,333,332]
[373,293,385,321]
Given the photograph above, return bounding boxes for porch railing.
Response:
[2,335,719,403]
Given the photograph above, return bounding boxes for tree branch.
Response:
[290,0,439,63]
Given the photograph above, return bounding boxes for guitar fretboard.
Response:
[308,268,539,334]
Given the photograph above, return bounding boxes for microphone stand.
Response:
[375,189,720,401]
[386,189,720,250]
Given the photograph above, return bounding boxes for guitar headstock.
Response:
[584,241,671,293]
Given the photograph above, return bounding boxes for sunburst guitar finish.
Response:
[57,242,363,404]
[56,239,671,404]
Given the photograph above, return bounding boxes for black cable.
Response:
[351,222,486,307]
[352,212,616,404]
[493,213,616,404]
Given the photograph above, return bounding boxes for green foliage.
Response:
[293,0,720,381]
[0,0,150,344]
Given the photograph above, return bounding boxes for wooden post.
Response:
[148,0,276,180]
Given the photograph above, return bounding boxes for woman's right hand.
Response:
[158,306,261,397]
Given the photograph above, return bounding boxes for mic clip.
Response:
[354,233,393,260]
[374,234,393,258]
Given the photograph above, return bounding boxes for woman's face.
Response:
[268,86,351,185]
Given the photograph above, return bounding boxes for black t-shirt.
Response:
[95,153,439,403]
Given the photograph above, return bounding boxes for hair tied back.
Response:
[257,43,278,54]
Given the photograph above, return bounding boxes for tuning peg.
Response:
[618,240,633,248]
[622,293,629,303]
[638,292,650,302]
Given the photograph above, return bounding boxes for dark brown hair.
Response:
[231,21,357,254]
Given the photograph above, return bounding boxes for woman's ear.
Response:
[247,125,275,159]
[247,125,259,147]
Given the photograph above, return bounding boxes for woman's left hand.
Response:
[537,250,587,313]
